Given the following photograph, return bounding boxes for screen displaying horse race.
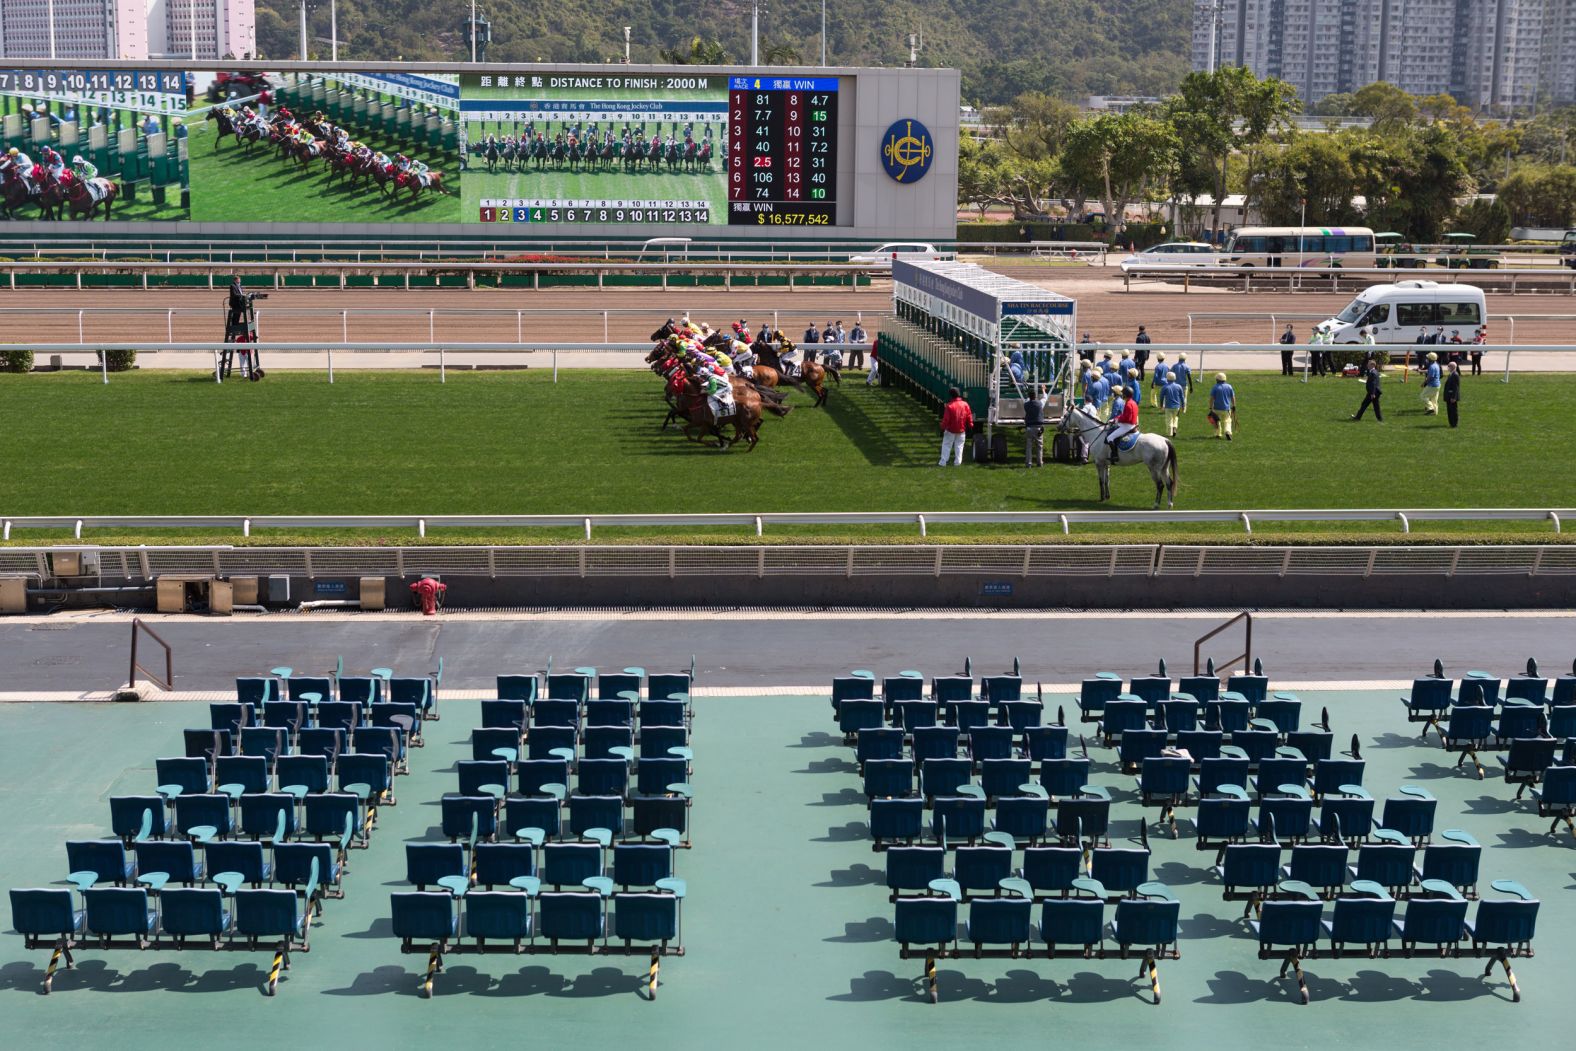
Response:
[0,62,956,234]
[459,71,841,226]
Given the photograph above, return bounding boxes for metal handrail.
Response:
[128,617,173,691]
[2,508,1570,541]
[1194,611,1251,677]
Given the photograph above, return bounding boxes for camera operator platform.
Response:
[220,275,267,380]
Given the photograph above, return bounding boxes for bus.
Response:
[1222,226,1376,268]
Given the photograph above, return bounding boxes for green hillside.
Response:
[255,0,1190,106]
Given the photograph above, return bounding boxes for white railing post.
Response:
[167,309,174,342]
[341,310,348,342]
[327,346,335,383]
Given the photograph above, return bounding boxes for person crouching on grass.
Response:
[938,388,973,467]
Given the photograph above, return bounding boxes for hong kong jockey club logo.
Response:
[881,119,933,183]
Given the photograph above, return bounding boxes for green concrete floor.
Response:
[2,693,1573,1050]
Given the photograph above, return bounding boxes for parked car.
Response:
[848,242,941,266]
[1118,242,1221,272]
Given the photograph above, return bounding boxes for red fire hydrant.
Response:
[410,577,447,616]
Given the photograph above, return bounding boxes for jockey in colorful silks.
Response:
[1106,384,1140,457]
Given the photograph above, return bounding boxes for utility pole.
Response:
[47,0,56,60]
[471,0,478,63]
[299,1,308,61]
[623,26,631,64]
[752,1,759,66]
[1206,0,1222,74]
[331,0,338,62]
[821,0,827,66]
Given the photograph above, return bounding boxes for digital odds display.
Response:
[461,71,840,227]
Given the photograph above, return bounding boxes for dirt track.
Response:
[2,272,1571,349]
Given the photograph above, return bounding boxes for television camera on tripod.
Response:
[220,277,268,381]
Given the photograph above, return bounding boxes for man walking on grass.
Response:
[938,388,973,466]
[1420,351,1441,415]
[1351,359,1384,422]
[1443,361,1461,428]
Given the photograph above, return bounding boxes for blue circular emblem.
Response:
[881,119,934,184]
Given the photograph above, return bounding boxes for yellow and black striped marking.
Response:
[420,948,442,998]
[647,951,660,999]
[266,947,285,996]
[925,952,938,1004]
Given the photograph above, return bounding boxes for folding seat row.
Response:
[404,840,677,893]
[1252,879,1538,1003]
[852,725,1070,772]
[390,880,685,998]
[433,791,692,849]
[11,859,322,994]
[893,880,1182,1004]
[886,842,1153,902]
[469,717,690,764]
[236,668,440,718]
[455,752,690,803]
[1214,829,1483,904]
[180,720,414,776]
[868,787,1114,850]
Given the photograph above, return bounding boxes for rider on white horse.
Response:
[1105,384,1140,458]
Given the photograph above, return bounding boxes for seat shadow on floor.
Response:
[0,958,266,995]
[815,862,884,889]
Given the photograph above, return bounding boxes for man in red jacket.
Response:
[1106,383,1140,460]
[938,387,973,466]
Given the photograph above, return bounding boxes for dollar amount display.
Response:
[726,76,838,226]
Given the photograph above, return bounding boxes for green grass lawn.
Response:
[0,368,1567,546]
[187,122,460,224]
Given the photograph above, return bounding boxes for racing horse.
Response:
[483,139,501,173]
[44,172,118,220]
[206,106,258,151]
[759,336,833,407]
[0,170,44,219]
[1056,404,1179,509]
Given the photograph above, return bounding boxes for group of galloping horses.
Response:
[645,318,840,450]
[0,165,119,220]
[206,107,447,202]
[476,126,716,176]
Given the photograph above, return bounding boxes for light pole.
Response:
[751,0,759,66]
[299,1,308,61]
[821,0,827,66]
[331,0,337,62]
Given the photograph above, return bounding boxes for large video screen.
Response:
[189,70,461,223]
[0,65,857,228]
[0,68,190,221]
[459,72,840,227]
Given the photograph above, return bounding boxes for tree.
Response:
[1310,92,1355,117]
[1350,82,1418,129]
[1498,165,1576,227]
[1251,132,1363,226]
[985,92,1080,163]
[1061,111,1179,232]
[762,41,802,65]
[660,36,727,65]
[1451,198,1511,244]
[1167,67,1300,234]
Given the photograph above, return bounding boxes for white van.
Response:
[1317,281,1487,344]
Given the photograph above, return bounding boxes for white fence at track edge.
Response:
[2,509,1570,542]
[8,341,1566,385]
[2,544,1574,582]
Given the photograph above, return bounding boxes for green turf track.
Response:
[0,369,1567,547]
[185,121,461,224]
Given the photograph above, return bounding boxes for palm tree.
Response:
[763,41,802,65]
[660,36,728,65]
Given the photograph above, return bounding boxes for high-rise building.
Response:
[1192,0,1576,110]
[0,0,253,60]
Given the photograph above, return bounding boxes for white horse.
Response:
[1058,405,1179,508]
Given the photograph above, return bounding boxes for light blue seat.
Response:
[473,843,535,889]
[966,896,1032,950]
[539,892,604,944]
[886,846,945,897]
[870,798,923,847]
[391,890,457,948]
[463,890,532,943]
[83,887,156,944]
[160,887,230,944]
